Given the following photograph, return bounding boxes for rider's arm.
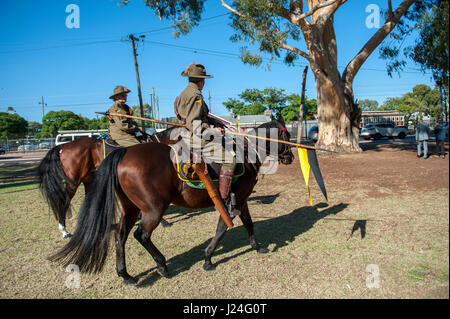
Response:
[108,104,139,134]
[180,95,210,135]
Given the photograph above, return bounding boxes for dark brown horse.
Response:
[49,117,294,285]
[37,128,179,238]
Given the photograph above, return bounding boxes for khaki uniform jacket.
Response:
[176,82,236,171]
[176,82,211,136]
[107,101,140,147]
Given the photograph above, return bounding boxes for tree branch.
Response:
[299,0,340,20]
[221,0,311,61]
[388,0,393,18]
[156,0,180,19]
[342,0,416,85]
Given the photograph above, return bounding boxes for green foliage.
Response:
[358,99,379,112]
[83,116,109,130]
[281,94,317,122]
[28,121,42,139]
[120,0,206,38]
[380,0,448,89]
[380,84,441,124]
[411,1,449,87]
[41,110,87,137]
[228,0,301,67]
[223,87,316,122]
[0,112,28,139]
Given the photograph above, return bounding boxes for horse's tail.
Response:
[48,147,128,273]
[37,145,71,223]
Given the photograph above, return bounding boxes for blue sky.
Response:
[0,0,435,123]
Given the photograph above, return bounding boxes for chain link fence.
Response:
[0,137,55,153]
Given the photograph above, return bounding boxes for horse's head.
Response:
[273,114,294,165]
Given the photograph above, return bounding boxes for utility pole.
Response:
[208,90,212,113]
[156,96,160,129]
[297,65,309,144]
[129,34,145,128]
[439,84,444,121]
[38,96,47,122]
[152,87,156,128]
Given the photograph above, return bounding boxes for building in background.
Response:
[361,111,407,127]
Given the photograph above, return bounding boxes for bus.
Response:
[55,130,108,146]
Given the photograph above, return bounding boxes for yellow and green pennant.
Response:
[297,147,328,206]
[298,147,312,206]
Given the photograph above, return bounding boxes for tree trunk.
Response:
[314,73,362,152]
[305,19,362,153]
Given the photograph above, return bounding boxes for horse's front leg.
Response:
[203,216,231,271]
[239,202,269,254]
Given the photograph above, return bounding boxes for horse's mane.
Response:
[254,120,278,130]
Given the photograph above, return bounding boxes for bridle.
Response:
[276,124,293,161]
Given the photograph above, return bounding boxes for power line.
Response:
[0,39,121,54]
[132,13,230,36]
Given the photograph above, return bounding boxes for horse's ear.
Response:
[277,113,285,125]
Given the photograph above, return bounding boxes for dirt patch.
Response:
[277,141,449,197]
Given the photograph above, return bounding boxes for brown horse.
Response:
[37,128,179,238]
[49,117,294,284]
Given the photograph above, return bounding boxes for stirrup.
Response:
[226,193,241,217]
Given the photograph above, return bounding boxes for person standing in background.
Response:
[433,119,446,159]
[416,119,431,159]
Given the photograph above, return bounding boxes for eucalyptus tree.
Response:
[125,0,420,152]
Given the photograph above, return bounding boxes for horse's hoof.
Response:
[123,276,138,286]
[62,233,72,239]
[203,261,216,271]
[156,265,169,278]
[257,247,269,254]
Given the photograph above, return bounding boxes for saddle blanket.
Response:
[101,139,123,159]
[168,144,244,189]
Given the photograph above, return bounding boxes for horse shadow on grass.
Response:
[135,202,348,287]
[161,193,281,226]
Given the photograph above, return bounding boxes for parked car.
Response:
[0,146,5,155]
[18,143,38,151]
[360,123,408,140]
[39,142,51,149]
[308,126,318,143]
[55,130,108,146]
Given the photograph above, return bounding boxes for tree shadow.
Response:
[361,140,448,154]
[135,202,348,287]
[247,193,280,205]
[162,205,216,224]
[162,193,281,225]
[361,141,417,152]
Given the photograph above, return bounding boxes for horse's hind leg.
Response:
[239,202,269,254]
[133,211,169,278]
[203,216,232,271]
[115,197,140,285]
[59,187,76,239]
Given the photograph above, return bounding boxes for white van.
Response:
[55,130,108,146]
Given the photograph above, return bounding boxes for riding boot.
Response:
[219,170,240,217]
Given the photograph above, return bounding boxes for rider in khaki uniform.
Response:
[107,85,144,147]
[176,63,237,215]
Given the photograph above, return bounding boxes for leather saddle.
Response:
[168,141,244,188]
